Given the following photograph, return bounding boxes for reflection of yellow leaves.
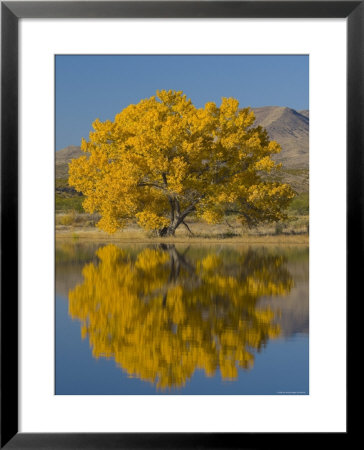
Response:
[199,254,221,272]
[135,248,169,271]
[220,359,238,380]
[68,245,292,390]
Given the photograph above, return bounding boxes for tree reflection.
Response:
[68,245,293,389]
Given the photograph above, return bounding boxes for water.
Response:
[55,241,309,395]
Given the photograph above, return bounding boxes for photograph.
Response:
[55,54,309,395]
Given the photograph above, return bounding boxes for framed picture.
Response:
[1,1,355,447]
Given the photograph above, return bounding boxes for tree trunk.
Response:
[157,225,176,237]
[157,203,196,237]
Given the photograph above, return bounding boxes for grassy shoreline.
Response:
[56,227,308,245]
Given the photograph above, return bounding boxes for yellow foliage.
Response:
[200,209,223,224]
[68,90,295,235]
[136,211,170,231]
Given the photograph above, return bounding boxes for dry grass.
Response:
[56,225,308,246]
[55,213,308,245]
[56,211,99,227]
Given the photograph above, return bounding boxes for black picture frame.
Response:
[1,1,356,448]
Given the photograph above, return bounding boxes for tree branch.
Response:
[137,181,166,191]
[182,220,193,235]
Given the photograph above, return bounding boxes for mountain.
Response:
[56,145,83,162]
[252,106,309,193]
[56,107,309,193]
[56,145,83,179]
[252,106,309,170]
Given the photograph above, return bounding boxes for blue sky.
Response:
[55,55,309,151]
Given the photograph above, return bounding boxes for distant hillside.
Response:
[55,146,84,210]
[299,109,309,119]
[56,145,83,161]
[252,106,308,169]
[56,106,309,194]
[56,145,83,179]
[252,106,308,193]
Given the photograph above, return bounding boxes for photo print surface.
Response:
[55,55,309,395]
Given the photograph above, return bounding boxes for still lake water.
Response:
[56,241,309,395]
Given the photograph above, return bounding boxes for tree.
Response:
[69,244,293,390]
[69,90,294,236]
